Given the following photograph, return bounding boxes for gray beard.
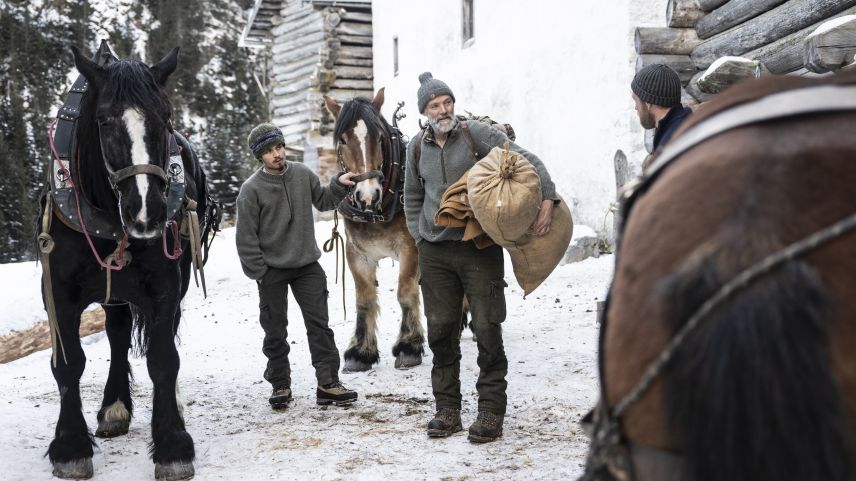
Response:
[428,115,459,135]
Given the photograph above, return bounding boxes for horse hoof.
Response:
[52,458,93,479]
[342,358,373,372]
[394,352,422,369]
[155,461,195,481]
[95,419,130,438]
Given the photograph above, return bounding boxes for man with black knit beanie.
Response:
[631,64,692,164]
[236,122,359,410]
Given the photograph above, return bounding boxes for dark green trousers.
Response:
[418,240,508,415]
[256,261,340,388]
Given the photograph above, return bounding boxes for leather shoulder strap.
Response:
[413,128,426,180]
[460,121,479,159]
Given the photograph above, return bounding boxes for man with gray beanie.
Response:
[404,72,558,443]
[236,122,359,410]
[631,64,692,159]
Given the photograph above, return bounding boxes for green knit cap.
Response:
[247,123,285,159]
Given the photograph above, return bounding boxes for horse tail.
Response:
[658,238,855,481]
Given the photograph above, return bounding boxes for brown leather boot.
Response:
[426,408,463,437]
[468,411,504,443]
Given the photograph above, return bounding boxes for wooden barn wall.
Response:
[264,0,372,182]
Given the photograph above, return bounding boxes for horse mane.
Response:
[334,97,393,161]
[75,59,173,213]
[659,231,854,481]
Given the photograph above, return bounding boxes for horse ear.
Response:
[371,87,385,112]
[150,47,179,86]
[323,95,341,118]
[71,46,106,90]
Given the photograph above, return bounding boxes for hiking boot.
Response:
[316,381,358,406]
[468,411,504,443]
[426,408,463,438]
[269,386,292,410]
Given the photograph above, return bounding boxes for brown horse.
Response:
[582,70,856,481]
[323,89,424,371]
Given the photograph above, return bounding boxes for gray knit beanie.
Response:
[247,123,284,160]
[417,72,455,113]
[632,64,681,108]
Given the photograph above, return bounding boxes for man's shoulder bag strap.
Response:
[412,121,480,183]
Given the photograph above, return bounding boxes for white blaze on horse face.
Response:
[354,119,369,172]
[122,108,152,226]
[352,119,382,209]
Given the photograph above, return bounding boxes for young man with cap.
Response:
[631,64,693,164]
[236,123,359,409]
[403,72,557,443]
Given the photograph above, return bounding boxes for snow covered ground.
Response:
[0,222,614,480]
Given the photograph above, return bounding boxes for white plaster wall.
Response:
[372,0,663,240]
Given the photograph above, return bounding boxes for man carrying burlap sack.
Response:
[403,72,557,443]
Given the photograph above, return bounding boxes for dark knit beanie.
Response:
[632,64,681,108]
[417,72,455,113]
[247,123,284,160]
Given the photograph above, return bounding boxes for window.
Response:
[393,35,399,77]
[462,0,474,48]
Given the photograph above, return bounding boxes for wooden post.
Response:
[698,0,729,12]
[696,0,788,40]
[637,54,698,84]
[635,27,701,55]
[667,0,706,28]
[691,0,856,69]
[613,149,630,241]
[804,15,856,73]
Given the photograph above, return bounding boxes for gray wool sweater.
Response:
[404,119,557,244]
[236,161,348,279]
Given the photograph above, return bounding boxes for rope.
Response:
[323,211,348,319]
[612,209,856,418]
[162,220,183,259]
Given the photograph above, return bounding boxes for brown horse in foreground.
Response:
[323,89,424,372]
[584,70,856,481]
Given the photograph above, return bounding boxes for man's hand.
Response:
[528,199,555,236]
[338,171,357,186]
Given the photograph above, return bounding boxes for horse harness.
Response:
[580,82,856,481]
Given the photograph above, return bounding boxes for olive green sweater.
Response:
[236,162,347,279]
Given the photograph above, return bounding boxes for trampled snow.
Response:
[0,222,613,480]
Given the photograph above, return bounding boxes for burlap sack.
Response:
[506,196,573,296]
[467,146,542,245]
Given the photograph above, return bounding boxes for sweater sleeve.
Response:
[403,135,425,243]
[235,186,267,280]
[309,170,348,212]
[472,121,557,200]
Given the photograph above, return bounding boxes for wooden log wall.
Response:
[635,0,856,105]
[264,0,373,161]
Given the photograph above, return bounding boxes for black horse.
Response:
[38,43,215,480]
